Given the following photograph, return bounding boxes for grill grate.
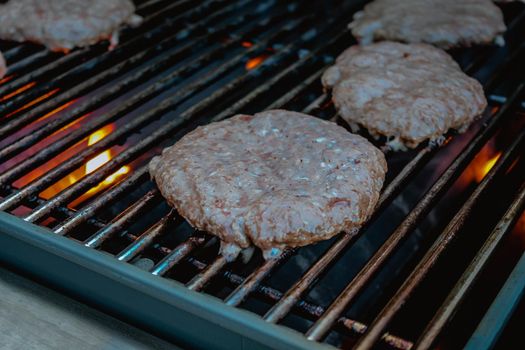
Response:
[0,0,524,349]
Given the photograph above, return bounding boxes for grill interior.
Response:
[0,0,525,349]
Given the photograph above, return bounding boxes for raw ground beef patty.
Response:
[322,42,487,150]
[149,110,387,260]
[349,0,506,49]
[0,0,142,52]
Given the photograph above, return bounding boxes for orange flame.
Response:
[69,125,130,206]
[37,124,131,207]
[245,54,269,70]
[474,153,501,183]
[457,141,502,188]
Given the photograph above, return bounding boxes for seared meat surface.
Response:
[0,0,142,52]
[322,42,487,150]
[149,110,386,260]
[349,0,506,49]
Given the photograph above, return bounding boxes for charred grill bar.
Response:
[0,1,524,349]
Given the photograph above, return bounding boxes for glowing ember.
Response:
[0,82,36,102]
[241,41,253,48]
[245,54,269,70]
[4,88,60,119]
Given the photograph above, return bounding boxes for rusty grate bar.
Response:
[116,210,179,262]
[150,234,210,276]
[415,181,525,349]
[84,189,160,248]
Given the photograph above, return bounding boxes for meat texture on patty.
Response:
[0,0,142,52]
[322,42,487,150]
[0,51,6,79]
[349,0,506,49]
[149,110,387,260]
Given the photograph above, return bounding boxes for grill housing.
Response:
[0,1,524,349]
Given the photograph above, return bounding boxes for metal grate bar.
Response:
[116,210,179,262]
[415,182,525,349]
[302,94,331,115]
[84,189,160,248]
[186,255,228,291]
[225,249,295,306]
[1,45,42,63]
[53,167,151,235]
[304,83,525,343]
[3,50,55,79]
[150,234,209,276]
[0,183,104,228]
[354,112,525,350]
[265,66,326,110]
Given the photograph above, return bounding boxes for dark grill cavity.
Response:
[0,0,525,349]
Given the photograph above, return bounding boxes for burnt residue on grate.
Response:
[0,0,524,349]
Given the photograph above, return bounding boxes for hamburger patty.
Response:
[0,51,5,79]
[149,110,386,260]
[322,42,487,150]
[0,0,142,52]
[349,0,506,49]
